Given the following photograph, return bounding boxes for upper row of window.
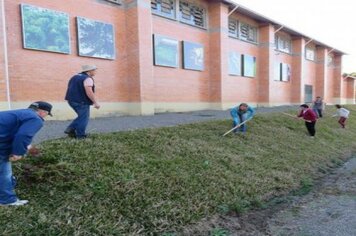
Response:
[151,0,205,28]
[152,0,334,64]
[228,18,257,43]
[152,0,259,44]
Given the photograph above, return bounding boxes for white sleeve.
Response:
[83,77,94,87]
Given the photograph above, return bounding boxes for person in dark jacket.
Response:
[297,104,317,137]
[64,65,100,139]
[0,101,52,206]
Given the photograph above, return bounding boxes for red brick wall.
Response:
[227,13,259,103]
[152,14,210,102]
[3,0,129,103]
[272,51,293,104]
[0,0,349,116]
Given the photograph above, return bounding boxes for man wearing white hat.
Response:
[64,65,100,139]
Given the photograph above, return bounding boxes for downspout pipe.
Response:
[1,0,11,109]
[274,25,284,33]
[327,48,335,54]
[228,4,239,16]
[305,38,313,46]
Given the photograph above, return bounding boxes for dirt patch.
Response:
[267,156,356,236]
[180,156,356,236]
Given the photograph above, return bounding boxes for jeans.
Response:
[231,112,247,133]
[67,101,90,138]
[313,108,322,118]
[0,155,17,204]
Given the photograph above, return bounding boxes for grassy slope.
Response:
[1,106,355,235]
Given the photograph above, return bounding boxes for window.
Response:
[105,0,121,4]
[228,51,241,76]
[179,0,206,28]
[275,35,291,53]
[228,18,238,38]
[239,22,257,43]
[305,47,315,61]
[327,55,333,66]
[304,85,313,103]
[242,54,256,77]
[281,63,291,81]
[274,63,290,82]
[274,62,281,81]
[151,0,176,19]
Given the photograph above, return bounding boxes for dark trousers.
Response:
[338,117,347,128]
[305,121,316,136]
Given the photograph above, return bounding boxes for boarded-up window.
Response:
[305,47,315,61]
[105,0,121,4]
[239,22,257,43]
[228,18,238,38]
[275,35,291,53]
[151,0,175,18]
[179,1,206,28]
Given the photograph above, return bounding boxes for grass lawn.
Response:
[1,106,355,235]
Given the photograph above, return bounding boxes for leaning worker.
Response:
[0,101,52,206]
[230,103,255,134]
[297,104,317,137]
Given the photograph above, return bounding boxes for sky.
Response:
[232,0,356,73]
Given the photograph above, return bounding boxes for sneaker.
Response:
[0,199,29,206]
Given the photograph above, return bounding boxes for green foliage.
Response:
[1,106,355,235]
[154,35,178,66]
[77,17,115,59]
[22,4,70,53]
[210,228,230,236]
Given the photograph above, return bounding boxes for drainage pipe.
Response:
[1,0,11,109]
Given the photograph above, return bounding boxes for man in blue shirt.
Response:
[64,65,100,139]
[230,103,255,134]
[0,101,52,206]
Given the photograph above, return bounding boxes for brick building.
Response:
[0,0,354,119]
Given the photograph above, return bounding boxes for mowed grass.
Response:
[1,106,356,235]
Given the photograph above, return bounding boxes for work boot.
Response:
[64,127,76,138]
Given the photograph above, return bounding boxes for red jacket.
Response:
[298,108,317,122]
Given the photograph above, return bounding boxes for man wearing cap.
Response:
[0,101,52,206]
[64,65,100,139]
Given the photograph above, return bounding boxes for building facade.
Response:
[0,0,354,119]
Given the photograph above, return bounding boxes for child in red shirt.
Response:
[297,104,317,137]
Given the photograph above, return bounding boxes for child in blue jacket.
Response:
[230,103,255,134]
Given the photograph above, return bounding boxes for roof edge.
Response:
[221,0,347,55]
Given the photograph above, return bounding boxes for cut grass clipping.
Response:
[1,106,356,235]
